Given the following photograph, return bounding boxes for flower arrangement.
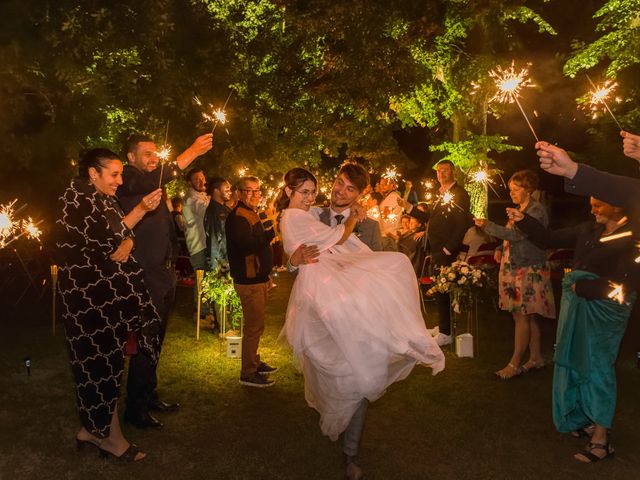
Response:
[200,268,242,331]
[427,260,488,313]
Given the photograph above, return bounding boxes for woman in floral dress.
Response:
[475,170,556,379]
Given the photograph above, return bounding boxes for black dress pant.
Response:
[126,264,175,414]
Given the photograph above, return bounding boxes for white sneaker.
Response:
[427,326,439,337]
[435,333,452,346]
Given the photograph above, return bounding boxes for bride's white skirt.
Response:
[281,250,445,440]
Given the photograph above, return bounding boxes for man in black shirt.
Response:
[117,133,212,428]
[225,176,277,387]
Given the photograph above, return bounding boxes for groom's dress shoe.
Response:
[124,410,164,429]
[149,400,180,413]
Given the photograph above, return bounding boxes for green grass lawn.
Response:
[1,273,640,479]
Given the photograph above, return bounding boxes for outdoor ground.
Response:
[1,273,640,480]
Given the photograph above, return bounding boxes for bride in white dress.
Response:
[277,168,445,441]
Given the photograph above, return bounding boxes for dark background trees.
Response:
[0,0,638,216]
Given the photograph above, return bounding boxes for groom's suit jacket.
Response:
[319,208,383,251]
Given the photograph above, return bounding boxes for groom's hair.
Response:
[338,162,369,193]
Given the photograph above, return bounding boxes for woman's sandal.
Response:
[574,442,615,463]
[495,363,522,380]
[522,360,545,373]
[571,424,596,439]
[99,444,146,463]
[76,438,102,453]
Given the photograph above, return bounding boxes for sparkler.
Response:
[607,282,625,304]
[586,75,623,129]
[157,120,171,189]
[0,201,42,249]
[382,165,401,182]
[489,61,539,141]
[194,89,234,135]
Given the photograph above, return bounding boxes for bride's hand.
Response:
[350,203,366,221]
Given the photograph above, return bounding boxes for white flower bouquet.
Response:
[427,260,488,313]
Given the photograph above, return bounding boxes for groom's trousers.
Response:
[343,399,369,457]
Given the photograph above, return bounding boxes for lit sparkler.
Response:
[382,165,401,182]
[238,167,248,177]
[0,200,18,239]
[157,120,171,189]
[586,75,623,129]
[194,89,234,135]
[607,282,625,304]
[489,61,539,141]
[23,218,42,240]
[0,200,43,249]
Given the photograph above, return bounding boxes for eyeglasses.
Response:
[296,189,317,197]
[240,189,262,196]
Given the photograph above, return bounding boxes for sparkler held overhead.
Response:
[586,75,623,129]
[194,89,234,135]
[489,61,540,141]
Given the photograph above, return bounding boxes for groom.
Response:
[289,161,381,480]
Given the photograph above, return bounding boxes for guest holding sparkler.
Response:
[474,170,556,379]
[117,133,212,429]
[398,160,471,346]
[508,197,639,463]
[56,148,162,462]
[535,131,640,236]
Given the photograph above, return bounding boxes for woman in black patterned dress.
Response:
[56,148,162,462]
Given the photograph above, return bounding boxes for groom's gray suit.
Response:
[318,208,383,251]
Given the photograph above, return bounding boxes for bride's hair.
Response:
[275,168,317,211]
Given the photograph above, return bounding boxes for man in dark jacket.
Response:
[117,133,212,428]
[399,160,471,346]
[225,176,277,387]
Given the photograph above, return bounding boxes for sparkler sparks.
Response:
[22,218,42,241]
[156,145,172,162]
[0,200,17,238]
[382,166,401,182]
[0,200,42,249]
[194,90,234,134]
[607,282,625,304]
[488,61,539,141]
[585,76,623,129]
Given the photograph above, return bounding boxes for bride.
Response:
[277,167,445,442]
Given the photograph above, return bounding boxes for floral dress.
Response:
[498,237,555,318]
[484,200,555,319]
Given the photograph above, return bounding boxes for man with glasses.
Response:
[225,176,278,387]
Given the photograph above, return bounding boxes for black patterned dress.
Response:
[55,178,160,438]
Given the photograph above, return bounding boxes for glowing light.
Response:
[599,230,632,243]
[238,167,248,177]
[442,191,454,205]
[0,200,17,238]
[23,218,42,241]
[585,76,623,129]
[607,282,625,304]
[0,200,42,249]
[488,60,539,141]
[382,166,400,182]
[194,90,234,134]
[156,145,172,162]
[489,61,534,104]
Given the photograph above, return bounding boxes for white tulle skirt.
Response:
[281,250,445,440]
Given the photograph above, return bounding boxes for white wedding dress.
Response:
[280,207,445,440]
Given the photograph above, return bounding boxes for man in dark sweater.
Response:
[117,133,212,428]
[225,176,277,387]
